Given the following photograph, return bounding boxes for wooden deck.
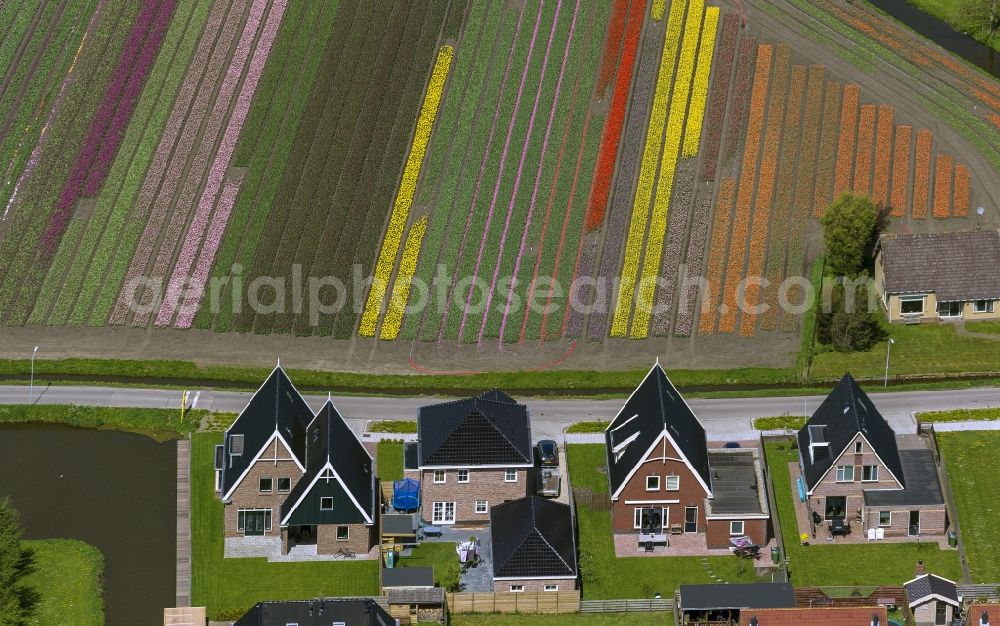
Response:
[176,438,191,607]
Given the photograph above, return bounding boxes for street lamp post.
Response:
[883,338,895,387]
[29,346,38,403]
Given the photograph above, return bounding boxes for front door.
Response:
[909,510,920,535]
[245,510,266,536]
[639,507,665,533]
[825,496,847,520]
[935,600,947,625]
[684,506,698,533]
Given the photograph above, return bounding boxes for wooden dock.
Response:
[176,438,191,607]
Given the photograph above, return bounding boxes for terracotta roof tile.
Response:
[739,606,888,626]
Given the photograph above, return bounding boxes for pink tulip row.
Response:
[39,0,176,260]
[108,0,248,325]
[136,0,273,327]
[457,0,547,342]
[437,0,530,343]
[649,166,695,336]
[673,189,712,336]
[162,0,288,328]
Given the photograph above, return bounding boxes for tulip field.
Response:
[1,0,999,358]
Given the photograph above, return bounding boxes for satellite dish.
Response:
[978,207,985,216]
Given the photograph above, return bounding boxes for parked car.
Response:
[537,440,558,466]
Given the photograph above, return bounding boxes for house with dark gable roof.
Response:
[904,571,960,626]
[490,496,577,592]
[217,365,377,556]
[605,363,771,549]
[405,390,532,525]
[875,229,1000,323]
[234,598,395,626]
[797,373,946,537]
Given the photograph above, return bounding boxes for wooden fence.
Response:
[580,598,674,613]
[446,591,580,614]
[573,487,610,511]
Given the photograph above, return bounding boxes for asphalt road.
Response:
[4,384,1000,440]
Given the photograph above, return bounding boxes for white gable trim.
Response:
[908,593,960,609]
[605,363,662,432]
[806,432,903,495]
[279,460,373,525]
[661,426,712,497]
[321,397,373,462]
[275,430,306,473]
[611,432,665,500]
[222,431,288,501]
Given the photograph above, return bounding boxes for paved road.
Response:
[4,384,1000,440]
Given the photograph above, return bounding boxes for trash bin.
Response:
[771,546,780,564]
[948,531,957,547]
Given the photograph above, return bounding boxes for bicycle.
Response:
[336,547,356,559]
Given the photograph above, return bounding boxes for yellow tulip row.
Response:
[632,2,716,338]
[359,45,454,337]
[609,0,687,337]
[379,216,428,340]
[651,0,666,21]
[682,6,719,158]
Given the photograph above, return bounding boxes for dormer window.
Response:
[612,431,639,463]
[855,441,863,453]
[229,434,244,456]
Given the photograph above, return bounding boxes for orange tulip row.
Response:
[989,114,1000,130]
[813,80,842,216]
[718,44,773,335]
[912,129,932,219]
[890,125,911,217]
[853,104,876,196]
[872,105,894,207]
[954,163,970,217]
[698,177,736,335]
[833,84,860,196]
[933,154,953,219]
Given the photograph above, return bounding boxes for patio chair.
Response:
[875,528,885,541]
[644,540,654,553]
[868,528,877,541]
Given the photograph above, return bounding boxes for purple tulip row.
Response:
[457,0,547,342]
[160,0,287,328]
[108,0,248,325]
[39,0,176,260]
[586,29,661,340]
[649,165,695,336]
[564,237,597,338]
[437,0,530,343]
[674,188,712,336]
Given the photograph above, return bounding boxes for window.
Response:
[543,585,559,592]
[277,477,291,493]
[336,525,349,541]
[645,475,660,491]
[237,509,271,533]
[855,441,863,453]
[475,500,488,514]
[504,469,517,482]
[634,507,665,532]
[432,502,456,524]
[937,300,962,318]
[900,297,924,315]
[730,520,745,536]
[975,299,995,313]
[836,465,855,482]
[433,470,446,484]
[457,469,469,483]
[320,497,334,511]
[258,477,272,493]
[229,434,244,456]
[935,601,947,625]
[665,475,680,491]
[510,585,524,593]
[879,511,891,527]
[862,465,879,481]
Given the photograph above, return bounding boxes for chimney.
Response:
[915,559,925,576]
[983,609,990,626]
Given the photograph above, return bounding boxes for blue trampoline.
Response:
[392,478,421,512]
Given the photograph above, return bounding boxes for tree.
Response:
[0,497,32,625]
[820,192,878,277]
[816,284,884,352]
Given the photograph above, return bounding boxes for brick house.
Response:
[217,366,377,556]
[875,230,1000,323]
[905,572,960,626]
[966,604,1000,626]
[797,373,947,537]
[405,390,532,525]
[605,363,771,549]
[490,496,577,593]
[235,598,395,626]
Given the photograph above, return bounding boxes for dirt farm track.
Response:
[0,0,998,374]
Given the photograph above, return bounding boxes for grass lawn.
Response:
[451,613,673,625]
[368,420,417,433]
[566,421,608,433]
[377,441,404,481]
[0,404,205,440]
[191,433,378,619]
[905,0,1000,53]
[752,415,807,430]
[810,322,1000,380]
[21,539,103,626]
[566,445,759,599]
[918,407,1000,422]
[764,442,961,584]
[398,541,458,589]
[938,431,1000,581]
[966,320,1000,335]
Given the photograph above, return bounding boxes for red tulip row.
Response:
[723,36,758,163]
[813,80,842,216]
[954,163,971,217]
[698,177,736,335]
[890,125,911,217]
[833,83,860,196]
[933,153,953,219]
[912,129,933,219]
[872,105,894,207]
[700,13,739,180]
[596,0,630,96]
[585,0,645,231]
[852,104,875,196]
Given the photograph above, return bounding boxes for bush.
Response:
[821,192,877,277]
[367,420,417,433]
[816,282,884,352]
[566,421,609,433]
[919,407,1000,423]
[753,415,807,430]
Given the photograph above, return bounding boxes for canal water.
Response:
[868,0,1000,79]
[0,424,176,626]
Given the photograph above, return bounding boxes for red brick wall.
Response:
[492,579,577,592]
[705,518,768,548]
[223,439,303,538]
[808,433,902,520]
[420,468,528,524]
[610,435,710,533]
[316,523,374,556]
[862,505,947,536]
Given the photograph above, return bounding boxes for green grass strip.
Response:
[0,403,208,440]
[20,538,104,626]
[918,407,1000,423]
